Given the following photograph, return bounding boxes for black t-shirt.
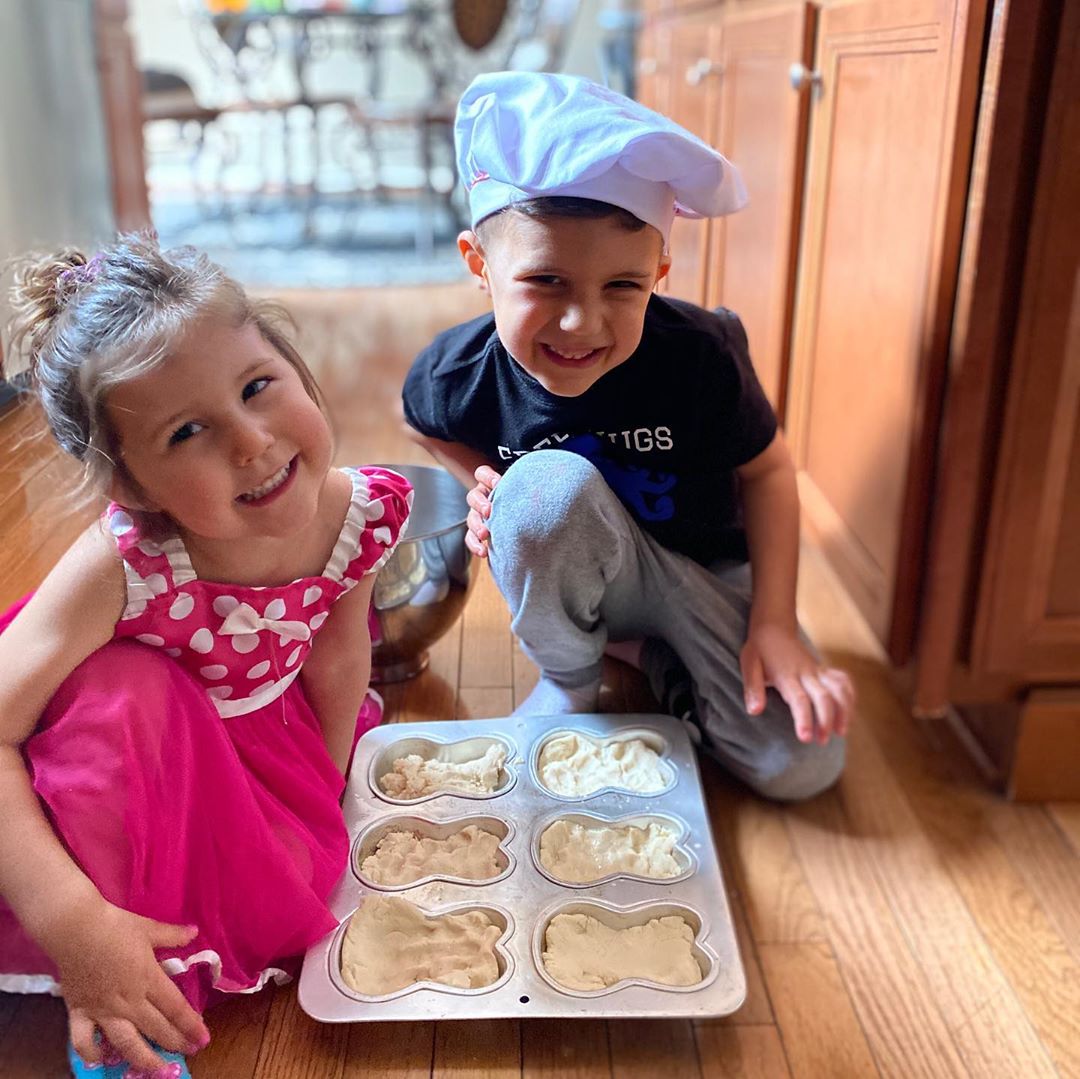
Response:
[402,294,777,566]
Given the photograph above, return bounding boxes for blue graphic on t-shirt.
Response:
[563,434,676,521]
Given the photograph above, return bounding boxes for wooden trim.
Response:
[971,0,1080,676]
[887,0,990,662]
[912,0,1061,714]
[1009,688,1080,800]
[93,0,151,231]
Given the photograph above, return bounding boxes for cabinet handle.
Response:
[686,58,722,86]
[638,57,658,76]
[789,62,823,92]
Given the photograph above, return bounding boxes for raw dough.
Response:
[340,896,502,995]
[542,911,702,991]
[379,743,507,798]
[359,823,504,885]
[537,733,668,797]
[539,819,681,882]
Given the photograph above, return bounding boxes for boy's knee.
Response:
[490,450,606,547]
[747,734,846,802]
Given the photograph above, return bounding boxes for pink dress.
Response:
[0,466,412,1012]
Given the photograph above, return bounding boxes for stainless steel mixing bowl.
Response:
[370,464,477,682]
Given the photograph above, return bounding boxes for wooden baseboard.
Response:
[1009,689,1080,800]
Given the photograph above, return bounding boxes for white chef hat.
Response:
[455,71,747,242]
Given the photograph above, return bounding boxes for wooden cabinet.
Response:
[786,0,986,659]
[970,39,1080,683]
[663,10,724,304]
[644,0,986,657]
[640,2,815,414]
[706,4,814,419]
[644,0,1079,797]
[911,0,1080,796]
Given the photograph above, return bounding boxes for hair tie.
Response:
[57,254,104,294]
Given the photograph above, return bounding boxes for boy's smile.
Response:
[459,213,670,397]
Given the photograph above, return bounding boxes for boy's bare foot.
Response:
[604,639,644,670]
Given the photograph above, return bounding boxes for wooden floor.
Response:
[1,283,1079,1078]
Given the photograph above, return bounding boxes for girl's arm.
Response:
[300,573,378,775]
[0,524,208,1069]
[0,524,127,940]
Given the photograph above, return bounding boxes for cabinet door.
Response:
[785,0,984,657]
[663,9,723,305]
[636,19,671,116]
[705,3,816,415]
[972,1,1080,679]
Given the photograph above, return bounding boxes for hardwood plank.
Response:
[717,889,774,1028]
[0,994,68,1079]
[694,1024,791,1079]
[952,988,1058,1079]
[1049,802,1080,856]
[521,1018,611,1078]
[394,620,462,725]
[785,790,968,1079]
[344,1021,433,1078]
[458,563,513,688]
[697,762,774,1028]
[757,942,879,1079]
[456,686,513,721]
[608,1019,701,1078]
[255,986,347,1079]
[614,659,660,714]
[432,1019,520,1077]
[832,724,1004,1027]
[987,802,1080,966]
[0,409,63,517]
[851,658,1080,1076]
[705,774,826,945]
[191,986,275,1078]
[0,458,91,607]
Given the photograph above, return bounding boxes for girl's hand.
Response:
[465,465,502,558]
[739,623,855,745]
[55,899,209,1072]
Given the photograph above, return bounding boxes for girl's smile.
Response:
[237,456,298,505]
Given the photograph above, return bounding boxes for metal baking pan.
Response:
[299,714,745,1020]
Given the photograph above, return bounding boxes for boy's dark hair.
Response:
[476,197,648,242]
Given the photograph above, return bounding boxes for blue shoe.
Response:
[68,1039,191,1078]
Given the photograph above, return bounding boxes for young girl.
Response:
[0,236,412,1079]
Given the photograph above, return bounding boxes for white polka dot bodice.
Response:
[109,467,412,718]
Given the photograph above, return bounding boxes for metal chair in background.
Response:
[341,0,581,254]
[141,68,225,205]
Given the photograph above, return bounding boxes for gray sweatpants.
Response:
[487,450,845,802]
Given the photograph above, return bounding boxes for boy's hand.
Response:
[465,465,502,558]
[739,623,854,744]
[53,896,209,1071]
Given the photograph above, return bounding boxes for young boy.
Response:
[402,72,853,801]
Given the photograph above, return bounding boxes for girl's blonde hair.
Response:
[4,233,325,500]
